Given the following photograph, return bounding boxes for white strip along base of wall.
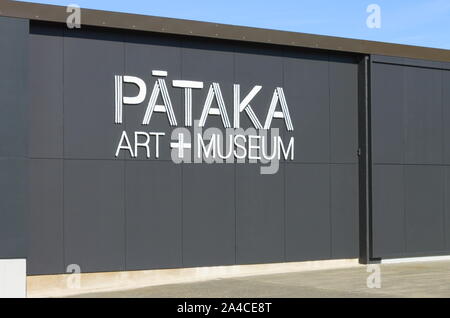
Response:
[381,255,450,264]
[0,259,27,298]
[28,258,360,298]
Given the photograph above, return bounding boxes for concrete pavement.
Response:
[69,260,450,298]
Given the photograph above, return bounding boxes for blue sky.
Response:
[21,0,450,49]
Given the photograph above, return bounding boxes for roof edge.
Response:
[1,0,450,63]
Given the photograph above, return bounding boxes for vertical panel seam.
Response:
[442,165,446,250]
[123,38,127,271]
[440,69,444,166]
[180,39,184,267]
[402,67,407,254]
[367,57,373,260]
[282,51,286,262]
[328,54,333,259]
[442,70,447,250]
[233,46,237,265]
[283,157,287,261]
[62,25,66,274]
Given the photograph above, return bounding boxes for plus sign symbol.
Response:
[170,129,192,163]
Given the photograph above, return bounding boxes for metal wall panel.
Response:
[0,17,28,259]
[443,70,450,164]
[183,39,235,84]
[63,29,125,160]
[284,51,329,163]
[64,160,125,273]
[371,63,405,164]
[443,71,450,251]
[29,25,63,159]
[404,67,443,164]
[125,161,182,270]
[371,57,450,259]
[124,34,182,161]
[405,166,445,254]
[0,159,28,258]
[372,165,405,257]
[182,164,235,267]
[330,164,359,258]
[182,39,235,132]
[330,56,358,164]
[445,167,450,251]
[28,160,64,275]
[236,164,285,264]
[234,46,285,135]
[285,164,331,261]
[0,17,28,158]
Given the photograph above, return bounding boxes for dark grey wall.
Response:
[371,55,450,259]
[27,22,359,275]
[0,17,28,259]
